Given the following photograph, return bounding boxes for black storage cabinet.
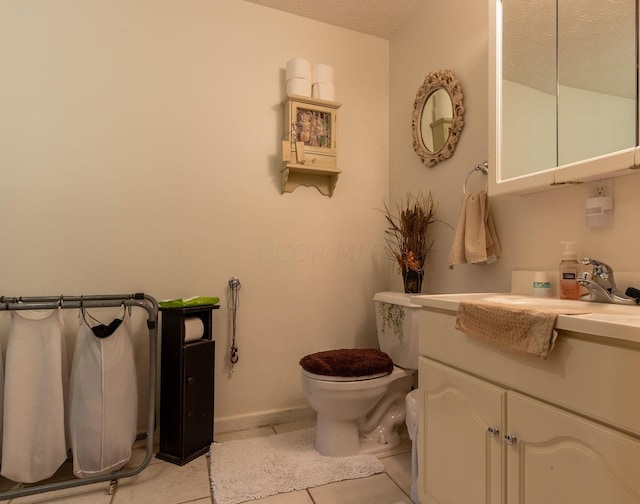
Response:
[157,304,219,465]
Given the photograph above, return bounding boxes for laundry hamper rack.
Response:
[0,292,158,500]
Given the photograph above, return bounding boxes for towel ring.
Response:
[463,161,488,193]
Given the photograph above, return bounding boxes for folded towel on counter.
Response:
[449,190,502,269]
[455,301,586,359]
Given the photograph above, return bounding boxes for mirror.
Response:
[412,69,464,167]
[500,0,636,181]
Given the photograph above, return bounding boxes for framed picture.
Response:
[284,97,339,157]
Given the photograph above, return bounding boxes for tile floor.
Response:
[0,419,414,504]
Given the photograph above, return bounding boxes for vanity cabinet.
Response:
[506,391,640,503]
[417,305,640,504]
[419,358,503,504]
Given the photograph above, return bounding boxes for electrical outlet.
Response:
[589,178,612,198]
[593,183,607,197]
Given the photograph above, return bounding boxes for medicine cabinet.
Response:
[489,0,640,195]
[281,94,341,197]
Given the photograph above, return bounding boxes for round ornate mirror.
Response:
[412,69,464,167]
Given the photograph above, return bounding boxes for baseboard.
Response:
[214,405,316,435]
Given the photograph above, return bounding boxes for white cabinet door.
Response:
[419,357,504,504]
[506,391,640,504]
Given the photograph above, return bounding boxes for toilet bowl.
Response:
[301,365,414,456]
[299,292,420,457]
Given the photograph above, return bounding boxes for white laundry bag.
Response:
[69,310,138,478]
[2,310,69,483]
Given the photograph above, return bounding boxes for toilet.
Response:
[300,291,420,457]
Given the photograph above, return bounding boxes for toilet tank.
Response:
[373,291,420,370]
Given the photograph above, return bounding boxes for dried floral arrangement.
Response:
[383,192,437,274]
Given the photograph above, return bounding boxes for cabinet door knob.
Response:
[487,426,500,438]
[504,434,517,445]
[186,377,195,385]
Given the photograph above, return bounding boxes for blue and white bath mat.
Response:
[209,428,384,504]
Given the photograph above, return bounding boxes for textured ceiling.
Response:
[245,0,425,39]
[503,0,635,98]
[247,0,635,99]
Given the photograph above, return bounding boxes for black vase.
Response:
[402,268,424,294]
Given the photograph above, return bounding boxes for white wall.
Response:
[5,0,639,434]
[502,80,556,177]
[502,80,636,178]
[389,0,504,294]
[559,85,636,165]
[0,1,390,427]
[389,0,640,297]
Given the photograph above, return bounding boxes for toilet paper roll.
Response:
[184,317,205,342]
[313,63,334,84]
[286,58,312,80]
[286,77,311,97]
[314,82,335,101]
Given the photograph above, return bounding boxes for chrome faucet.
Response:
[578,258,638,305]
[581,258,615,291]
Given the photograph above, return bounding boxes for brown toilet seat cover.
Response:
[299,348,393,377]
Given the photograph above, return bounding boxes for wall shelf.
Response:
[281,163,341,196]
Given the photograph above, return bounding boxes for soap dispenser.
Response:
[559,241,580,300]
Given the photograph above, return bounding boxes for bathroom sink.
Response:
[412,292,638,313]
[410,292,640,344]
[481,294,589,310]
[480,294,640,315]
[576,313,640,326]
[409,292,578,311]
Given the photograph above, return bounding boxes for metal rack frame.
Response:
[0,293,158,500]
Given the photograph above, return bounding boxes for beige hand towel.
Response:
[455,301,586,359]
[449,190,502,269]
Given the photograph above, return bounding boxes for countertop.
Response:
[410,292,640,345]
